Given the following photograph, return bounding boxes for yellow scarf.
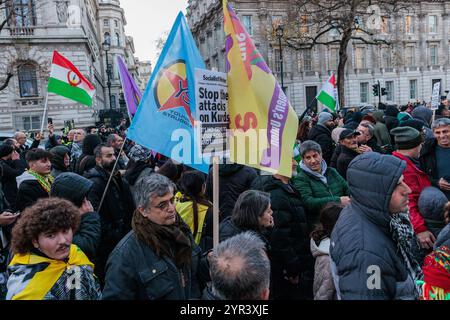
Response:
[9,245,94,300]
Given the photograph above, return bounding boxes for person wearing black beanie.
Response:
[0,144,25,211]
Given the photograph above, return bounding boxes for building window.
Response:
[429,15,437,33]
[104,19,109,27]
[430,44,438,65]
[104,32,111,44]
[381,17,391,34]
[111,95,117,109]
[115,33,120,46]
[273,49,281,73]
[410,79,417,100]
[114,20,119,28]
[21,115,41,131]
[382,48,392,68]
[329,48,339,70]
[7,0,36,28]
[242,15,253,35]
[304,49,312,71]
[385,81,394,101]
[355,47,366,69]
[18,64,38,98]
[405,16,414,34]
[300,15,310,34]
[360,82,369,103]
[405,46,415,67]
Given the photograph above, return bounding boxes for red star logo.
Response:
[158,68,194,126]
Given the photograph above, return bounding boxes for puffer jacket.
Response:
[293,166,348,230]
[102,229,202,300]
[252,175,313,300]
[392,152,431,235]
[311,238,336,300]
[50,145,70,178]
[16,172,50,212]
[331,152,418,300]
[205,164,257,219]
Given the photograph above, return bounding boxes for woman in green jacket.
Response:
[293,140,350,231]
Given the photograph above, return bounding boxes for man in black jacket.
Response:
[420,118,450,200]
[16,149,53,212]
[308,112,336,165]
[102,174,202,300]
[85,144,135,284]
[50,173,101,261]
[0,145,25,211]
[336,129,362,180]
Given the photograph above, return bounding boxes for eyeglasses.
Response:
[152,197,175,211]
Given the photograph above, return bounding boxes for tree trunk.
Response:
[337,27,352,108]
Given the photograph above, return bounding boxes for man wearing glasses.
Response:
[102,174,202,300]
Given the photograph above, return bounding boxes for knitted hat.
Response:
[390,126,423,150]
[398,112,413,122]
[0,144,14,158]
[318,112,333,125]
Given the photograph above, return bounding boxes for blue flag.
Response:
[127,12,209,173]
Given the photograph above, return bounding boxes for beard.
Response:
[102,160,115,172]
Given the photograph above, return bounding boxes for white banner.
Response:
[195,69,230,158]
[431,82,441,110]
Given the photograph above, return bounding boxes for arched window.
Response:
[104,32,111,44]
[115,33,120,46]
[18,63,38,97]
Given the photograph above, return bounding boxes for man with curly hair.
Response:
[6,198,101,300]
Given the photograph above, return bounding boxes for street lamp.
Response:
[276,25,285,93]
[102,39,113,110]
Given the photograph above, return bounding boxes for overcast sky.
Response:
[120,0,188,66]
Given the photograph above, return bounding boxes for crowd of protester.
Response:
[0,100,449,301]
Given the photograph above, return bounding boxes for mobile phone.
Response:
[48,117,53,125]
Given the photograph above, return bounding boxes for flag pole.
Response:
[212,155,220,249]
[299,96,318,122]
[40,92,50,134]
[97,138,127,213]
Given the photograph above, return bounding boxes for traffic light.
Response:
[381,88,388,96]
[372,84,380,96]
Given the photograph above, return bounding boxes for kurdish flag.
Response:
[127,12,208,173]
[47,51,95,107]
[317,73,339,112]
[224,0,299,177]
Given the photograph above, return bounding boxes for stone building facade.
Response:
[187,0,450,114]
[137,60,152,92]
[0,0,138,132]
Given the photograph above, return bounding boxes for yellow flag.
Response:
[223,0,298,177]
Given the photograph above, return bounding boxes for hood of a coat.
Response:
[16,171,37,188]
[346,152,406,232]
[50,172,93,207]
[418,186,448,221]
[310,238,330,257]
[412,106,433,127]
[82,134,102,156]
[50,145,70,172]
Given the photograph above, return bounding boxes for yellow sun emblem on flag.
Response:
[67,71,81,87]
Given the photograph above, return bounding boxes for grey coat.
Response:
[330,152,417,300]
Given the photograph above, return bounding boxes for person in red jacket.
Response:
[391,126,435,250]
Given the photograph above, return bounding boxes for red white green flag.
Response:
[47,51,95,107]
[316,73,339,112]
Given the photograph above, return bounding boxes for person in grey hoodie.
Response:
[418,186,448,238]
[411,106,434,140]
[331,152,422,300]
